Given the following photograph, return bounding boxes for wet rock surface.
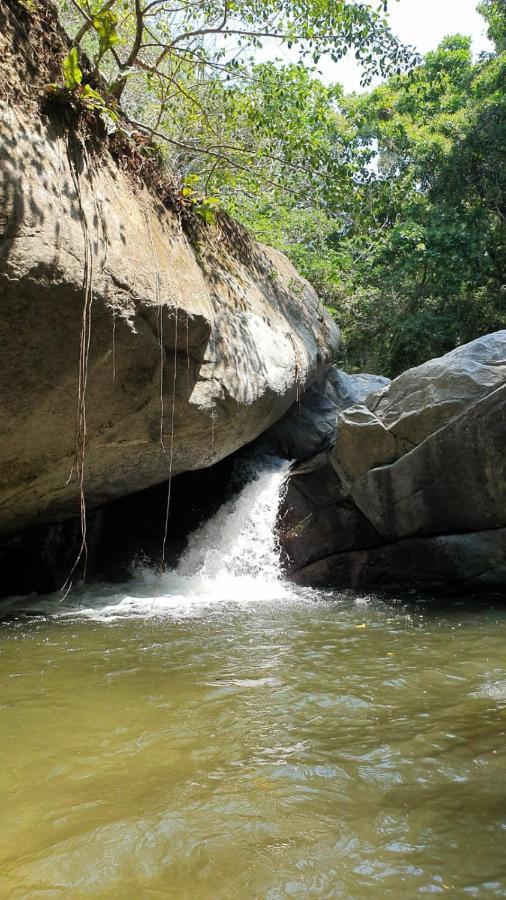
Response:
[279,332,506,591]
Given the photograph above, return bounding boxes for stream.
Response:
[1,457,506,898]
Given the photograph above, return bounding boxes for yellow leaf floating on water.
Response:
[355,624,367,629]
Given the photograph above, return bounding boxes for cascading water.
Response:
[178,455,291,583]
[4,453,295,619]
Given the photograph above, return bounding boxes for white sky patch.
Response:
[255,0,493,92]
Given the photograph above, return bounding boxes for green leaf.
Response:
[93,10,118,59]
[62,47,82,90]
[81,84,103,102]
[17,0,38,11]
[195,205,216,225]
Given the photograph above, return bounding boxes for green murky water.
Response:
[1,591,506,899]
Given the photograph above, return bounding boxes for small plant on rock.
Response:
[43,46,118,124]
[181,175,221,226]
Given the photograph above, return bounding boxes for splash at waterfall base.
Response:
[1,454,295,618]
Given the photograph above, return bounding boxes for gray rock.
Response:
[0,9,339,536]
[279,332,506,591]
[365,331,506,448]
[264,367,389,459]
[331,404,397,484]
[352,382,506,542]
[290,530,506,591]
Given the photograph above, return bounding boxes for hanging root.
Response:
[210,407,217,453]
[112,307,116,384]
[158,297,166,452]
[60,130,94,599]
[142,206,178,579]
[186,313,190,397]
[287,331,303,402]
[160,308,178,571]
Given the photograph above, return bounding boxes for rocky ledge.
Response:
[279,332,506,592]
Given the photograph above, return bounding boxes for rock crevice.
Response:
[279,332,506,591]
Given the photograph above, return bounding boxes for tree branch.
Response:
[123,116,302,197]
[73,0,117,45]
[124,0,145,68]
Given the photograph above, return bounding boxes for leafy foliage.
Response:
[331,33,506,374]
[92,8,119,60]
[52,0,505,376]
[210,28,505,375]
[54,0,417,174]
[47,47,118,122]
[478,0,506,52]
[15,0,39,12]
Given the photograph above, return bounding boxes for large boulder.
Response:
[0,1,339,537]
[279,332,506,591]
[263,367,389,460]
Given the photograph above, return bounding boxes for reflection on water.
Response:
[1,591,506,899]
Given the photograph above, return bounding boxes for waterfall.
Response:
[130,453,296,615]
[177,455,291,583]
[5,453,295,619]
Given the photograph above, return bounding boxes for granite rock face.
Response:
[279,332,506,591]
[0,1,339,537]
[263,368,389,460]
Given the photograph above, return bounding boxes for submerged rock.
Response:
[279,332,506,591]
[0,2,339,539]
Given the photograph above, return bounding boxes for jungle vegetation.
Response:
[56,0,505,375]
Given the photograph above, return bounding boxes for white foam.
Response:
[6,454,297,620]
[473,676,506,703]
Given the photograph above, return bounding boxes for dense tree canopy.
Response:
[55,0,505,376]
[56,0,416,172]
[333,27,506,373]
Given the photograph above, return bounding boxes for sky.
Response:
[258,0,493,92]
